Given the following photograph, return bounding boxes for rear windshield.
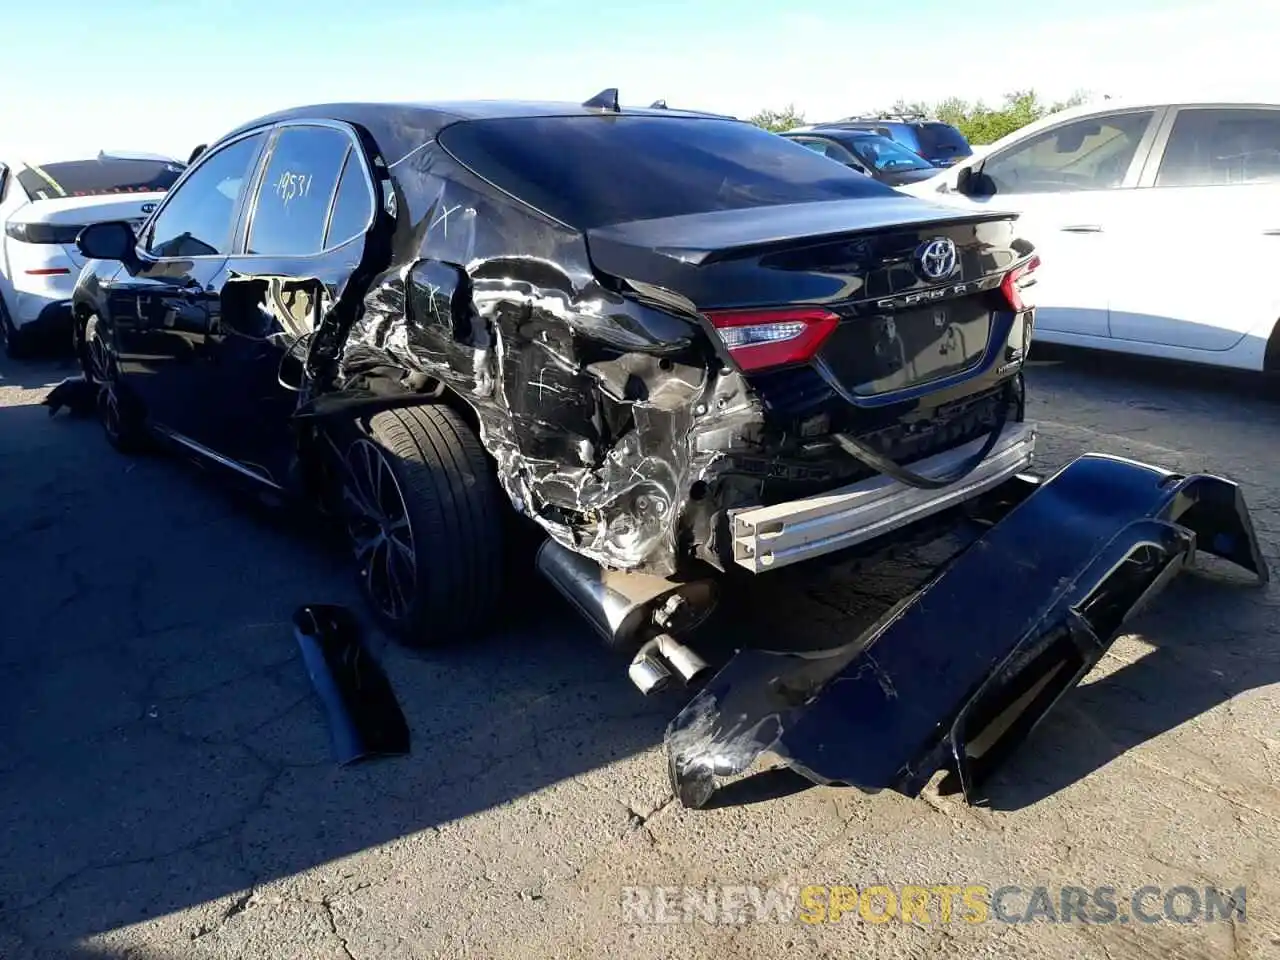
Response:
[913,123,972,159]
[438,115,895,229]
[16,158,184,201]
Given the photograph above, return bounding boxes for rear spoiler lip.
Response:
[586,197,1017,269]
[666,453,1269,810]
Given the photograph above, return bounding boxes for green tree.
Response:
[748,104,805,133]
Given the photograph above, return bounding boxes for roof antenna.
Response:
[583,88,621,112]
[649,99,668,109]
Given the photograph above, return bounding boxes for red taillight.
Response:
[1000,254,1041,312]
[25,267,71,276]
[705,307,840,373]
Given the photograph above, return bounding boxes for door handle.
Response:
[1263,228,1280,236]
[1060,224,1103,233]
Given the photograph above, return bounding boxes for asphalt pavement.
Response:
[1,347,1278,959]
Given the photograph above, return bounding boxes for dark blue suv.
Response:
[809,115,972,167]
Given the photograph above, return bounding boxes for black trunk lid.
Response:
[585,198,1028,403]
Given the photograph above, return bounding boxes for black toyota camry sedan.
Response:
[70,92,1037,650]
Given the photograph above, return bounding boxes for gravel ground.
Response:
[1,347,1278,960]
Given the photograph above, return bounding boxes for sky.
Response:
[3,0,1278,161]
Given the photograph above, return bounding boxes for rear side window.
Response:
[439,115,895,230]
[16,158,184,201]
[248,126,351,256]
[1155,108,1280,187]
[324,151,375,247]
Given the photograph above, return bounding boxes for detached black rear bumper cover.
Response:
[667,453,1269,808]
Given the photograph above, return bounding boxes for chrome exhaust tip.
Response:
[628,651,673,695]
[653,633,709,684]
[629,634,709,694]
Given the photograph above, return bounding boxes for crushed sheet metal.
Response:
[293,604,410,765]
[338,141,762,576]
[666,454,1269,809]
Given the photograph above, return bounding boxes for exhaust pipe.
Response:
[651,633,709,683]
[628,650,673,695]
[628,633,711,696]
[536,540,718,695]
[535,539,718,650]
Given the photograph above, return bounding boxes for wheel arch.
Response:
[1265,316,1280,373]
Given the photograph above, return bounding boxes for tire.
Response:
[80,314,148,453]
[339,404,506,645]
[0,295,31,360]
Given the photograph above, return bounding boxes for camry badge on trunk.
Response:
[917,237,957,281]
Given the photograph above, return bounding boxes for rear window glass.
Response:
[16,158,184,201]
[438,115,895,229]
[913,123,972,159]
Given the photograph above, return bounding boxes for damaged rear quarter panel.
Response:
[341,141,766,575]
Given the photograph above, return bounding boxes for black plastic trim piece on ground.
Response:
[293,604,410,765]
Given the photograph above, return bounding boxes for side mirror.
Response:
[953,166,974,195]
[77,221,139,264]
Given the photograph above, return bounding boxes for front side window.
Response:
[247,126,351,256]
[980,111,1154,195]
[16,157,185,202]
[147,134,265,258]
[439,115,896,230]
[1155,108,1280,187]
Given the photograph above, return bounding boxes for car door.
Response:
[107,132,267,438]
[203,122,376,484]
[942,108,1163,339]
[1107,105,1280,355]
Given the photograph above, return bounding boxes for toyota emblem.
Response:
[917,238,958,281]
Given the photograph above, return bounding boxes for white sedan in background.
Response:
[0,152,184,358]
[899,99,1280,373]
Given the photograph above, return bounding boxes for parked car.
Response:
[780,128,940,186]
[65,94,1267,811]
[898,98,1280,372]
[809,114,973,167]
[0,152,185,357]
[70,94,1037,647]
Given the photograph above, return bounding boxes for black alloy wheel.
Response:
[337,404,506,646]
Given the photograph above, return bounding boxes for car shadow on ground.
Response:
[979,562,1277,810]
[1027,341,1279,406]
[0,353,1273,957]
[0,351,79,391]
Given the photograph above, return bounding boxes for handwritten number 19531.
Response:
[275,170,313,206]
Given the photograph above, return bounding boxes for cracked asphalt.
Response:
[2,347,1279,959]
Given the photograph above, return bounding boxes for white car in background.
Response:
[0,152,184,358]
[899,99,1280,373]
